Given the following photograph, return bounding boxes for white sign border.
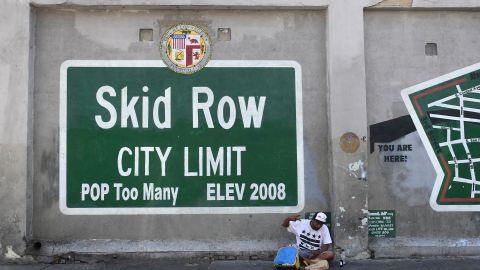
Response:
[59,60,304,215]
[401,62,480,212]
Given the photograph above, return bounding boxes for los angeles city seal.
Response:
[160,24,212,74]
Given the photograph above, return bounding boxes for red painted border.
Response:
[410,77,480,203]
[412,78,466,117]
[437,153,480,202]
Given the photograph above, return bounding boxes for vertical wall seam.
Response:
[26,4,37,247]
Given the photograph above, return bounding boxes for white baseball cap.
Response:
[315,212,327,223]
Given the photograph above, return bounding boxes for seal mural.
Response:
[160,24,212,74]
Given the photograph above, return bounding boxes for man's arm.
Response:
[282,214,301,227]
[309,244,330,257]
[310,243,335,261]
[319,243,330,253]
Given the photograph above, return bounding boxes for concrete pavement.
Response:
[2,257,480,270]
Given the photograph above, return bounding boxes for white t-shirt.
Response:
[287,219,332,251]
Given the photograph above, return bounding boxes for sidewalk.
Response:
[2,257,480,270]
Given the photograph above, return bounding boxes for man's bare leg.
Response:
[309,251,335,262]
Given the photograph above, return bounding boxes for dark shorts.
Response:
[298,248,331,259]
[298,248,317,259]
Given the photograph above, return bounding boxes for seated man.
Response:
[282,212,335,264]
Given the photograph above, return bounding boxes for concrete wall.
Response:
[0,0,32,261]
[365,10,480,257]
[32,7,329,246]
[3,0,480,263]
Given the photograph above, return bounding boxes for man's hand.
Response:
[287,214,301,221]
[282,214,301,227]
[311,250,322,257]
[310,245,334,261]
[319,244,330,253]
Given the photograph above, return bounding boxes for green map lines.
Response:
[402,62,480,211]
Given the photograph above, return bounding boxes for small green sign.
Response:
[59,60,304,215]
[368,210,395,238]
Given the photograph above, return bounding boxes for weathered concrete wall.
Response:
[327,0,369,259]
[4,0,480,263]
[31,7,329,252]
[0,0,32,262]
[365,10,480,257]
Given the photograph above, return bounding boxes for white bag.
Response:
[305,259,329,270]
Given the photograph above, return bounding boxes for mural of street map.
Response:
[402,62,480,211]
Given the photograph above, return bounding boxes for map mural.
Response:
[402,62,480,211]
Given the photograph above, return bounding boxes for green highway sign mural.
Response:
[402,62,480,211]
[59,60,304,215]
